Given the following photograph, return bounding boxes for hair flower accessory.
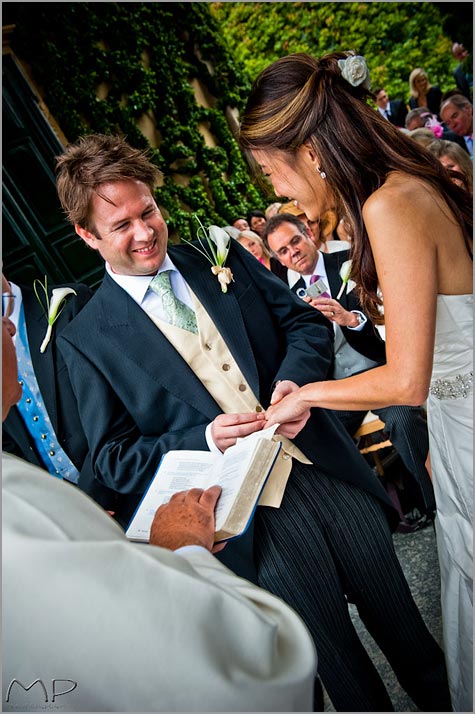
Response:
[183,216,234,293]
[338,55,371,90]
[33,276,77,352]
[336,260,356,300]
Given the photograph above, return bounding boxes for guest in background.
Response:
[278,202,350,255]
[405,107,468,150]
[374,87,408,128]
[236,228,287,279]
[265,201,282,219]
[408,68,443,118]
[451,42,473,101]
[440,94,473,156]
[427,138,473,193]
[407,127,440,148]
[1,273,117,514]
[319,209,351,253]
[336,215,353,243]
[232,216,249,232]
[247,209,267,236]
[278,201,320,245]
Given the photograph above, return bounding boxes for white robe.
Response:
[2,453,316,712]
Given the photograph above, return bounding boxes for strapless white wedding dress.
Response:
[427,294,473,713]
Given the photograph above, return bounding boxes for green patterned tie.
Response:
[149,270,198,334]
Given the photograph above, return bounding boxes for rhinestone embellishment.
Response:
[430,371,473,400]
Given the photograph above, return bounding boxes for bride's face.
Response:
[251,146,334,223]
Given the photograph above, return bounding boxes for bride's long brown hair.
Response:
[239,52,473,323]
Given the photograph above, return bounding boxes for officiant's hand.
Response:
[150,485,222,552]
[211,412,266,452]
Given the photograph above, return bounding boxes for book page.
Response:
[126,451,219,541]
[126,425,281,542]
[214,439,259,530]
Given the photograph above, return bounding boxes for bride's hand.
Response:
[265,389,311,439]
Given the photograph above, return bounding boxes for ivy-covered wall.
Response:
[10,2,268,242]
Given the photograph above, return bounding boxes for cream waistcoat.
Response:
[147,290,311,507]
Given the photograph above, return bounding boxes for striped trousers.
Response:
[254,462,451,712]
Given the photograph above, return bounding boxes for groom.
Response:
[55,134,450,712]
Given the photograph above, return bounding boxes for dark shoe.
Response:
[396,512,434,534]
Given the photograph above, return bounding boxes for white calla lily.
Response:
[182,216,235,293]
[33,277,77,352]
[209,225,231,264]
[336,260,352,300]
[48,287,77,322]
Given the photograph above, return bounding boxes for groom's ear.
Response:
[75,224,100,251]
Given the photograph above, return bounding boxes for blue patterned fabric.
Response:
[15,305,80,482]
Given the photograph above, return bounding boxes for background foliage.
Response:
[7,2,472,242]
[210,2,471,103]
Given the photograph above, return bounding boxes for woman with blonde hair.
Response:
[237,229,286,278]
[408,67,443,118]
[240,50,472,713]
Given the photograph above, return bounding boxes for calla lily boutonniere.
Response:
[183,216,234,293]
[33,277,77,353]
[336,260,356,300]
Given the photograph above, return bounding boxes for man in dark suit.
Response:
[1,273,118,512]
[263,213,436,525]
[405,106,471,153]
[451,43,473,101]
[374,87,408,128]
[53,134,450,712]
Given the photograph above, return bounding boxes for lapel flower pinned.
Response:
[336,259,356,300]
[183,216,234,293]
[33,276,77,353]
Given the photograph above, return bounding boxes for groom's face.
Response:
[75,179,169,276]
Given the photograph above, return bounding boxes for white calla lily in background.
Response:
[336,259,355,300]
[33,277,77,353]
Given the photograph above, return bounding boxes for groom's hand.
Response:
[211,412,266,452]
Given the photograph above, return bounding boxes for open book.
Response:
[125,425,281,543]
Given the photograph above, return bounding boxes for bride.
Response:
[239,51,473,713]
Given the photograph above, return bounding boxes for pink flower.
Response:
[429,124,443,138]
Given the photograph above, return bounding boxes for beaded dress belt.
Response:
[429,371,473,400]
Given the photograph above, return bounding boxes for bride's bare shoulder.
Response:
[363,172,439,221]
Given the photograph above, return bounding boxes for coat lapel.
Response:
[97,274,222,421]
[21,287,60,432]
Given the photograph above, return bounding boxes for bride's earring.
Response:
[315,165,326,180]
